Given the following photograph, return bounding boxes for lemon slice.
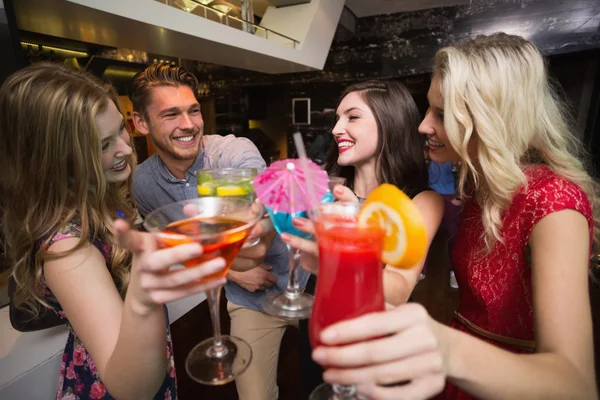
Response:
[216,185,249,197]
[358,184,427,269]
[197,182,216,196]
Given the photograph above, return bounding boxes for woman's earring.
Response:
[451,160,461,173]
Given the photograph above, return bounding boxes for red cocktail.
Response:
[309,202,385,400]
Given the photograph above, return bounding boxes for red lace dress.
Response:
[441,166,593,399]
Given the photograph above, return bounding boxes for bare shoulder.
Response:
[530,208,589,247]
[44,238,108,281]
[413,190,444,214]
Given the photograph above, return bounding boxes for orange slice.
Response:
[358,184,427,269]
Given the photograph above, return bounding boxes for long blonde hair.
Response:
[434,33,600,251]
[0,63,137,314]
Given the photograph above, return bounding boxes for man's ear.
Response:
[132,112,150,136]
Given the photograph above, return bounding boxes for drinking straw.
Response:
[293,132,321,218]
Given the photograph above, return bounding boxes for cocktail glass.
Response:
[308,202,385,400]
[144,197,264,385]
[197,168,259,247]
[197,168,257,201]
[261,177,346,319]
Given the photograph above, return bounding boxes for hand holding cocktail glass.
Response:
[305,184,429,400]
[143,197,264,386]
[113,219,227,314]
[197,167,276,271]
[279,183,361,276]
[253,158,335,319]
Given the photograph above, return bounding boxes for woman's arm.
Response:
[283,190,444,306]
[447,209,597,399]
[45,221,226,399]
[311,209,598,400]
[383,190,444,305]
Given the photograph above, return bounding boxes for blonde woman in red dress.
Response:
[306,33,599,399]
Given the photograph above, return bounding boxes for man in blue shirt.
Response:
[130,64,309,400]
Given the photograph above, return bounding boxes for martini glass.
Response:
[144,197,264,385]
[262,177,345,319]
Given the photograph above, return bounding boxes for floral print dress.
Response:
[41,222,178,399]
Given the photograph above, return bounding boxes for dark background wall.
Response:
[0,0,24,84]
[191,0,600,167]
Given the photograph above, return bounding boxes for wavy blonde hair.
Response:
[0,63,137,315]
[434,33,600,251]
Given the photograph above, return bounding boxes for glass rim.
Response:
[197,167,258,177]
[143,197,264,241]
[309,201,382,229]
[327,176,346,184]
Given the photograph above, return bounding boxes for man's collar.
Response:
[156,156,183,183]
[155,137,206,182]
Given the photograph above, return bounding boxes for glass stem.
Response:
[285,244,301,300]
[206,286,227,357]
[333,384,357,399]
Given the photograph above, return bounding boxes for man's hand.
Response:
[231,214,276,272]
[228,265,277,292]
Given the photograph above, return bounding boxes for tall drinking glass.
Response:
[309,202,385,400]
[197,168,257,201]
[197,168,259,247]
[144,197,264,385]
[262,177,346,319]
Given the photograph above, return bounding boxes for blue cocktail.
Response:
[262,177,345,319]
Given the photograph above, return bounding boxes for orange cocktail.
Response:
[158,216,250,281]
[144,197,263,386]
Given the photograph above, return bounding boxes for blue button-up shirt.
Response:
[132,134,309,312]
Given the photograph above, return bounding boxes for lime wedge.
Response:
[239,180,254,195]
[198,173,213,185]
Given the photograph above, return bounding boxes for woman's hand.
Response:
[279,183,360,275]
[332,184,360,202]
[281,217,318,274]
[115,219,226,316]
[312,303,450,400]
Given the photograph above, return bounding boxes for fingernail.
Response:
[321,328,337,342]
[334,186,344,194]
[281,233,291,242]
[312,348,325,362]
[292,218,306,226]
[323,370,337,382]
[192,244,203,255]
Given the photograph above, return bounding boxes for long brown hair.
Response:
[326,80,428,198]
[0,63,137,314]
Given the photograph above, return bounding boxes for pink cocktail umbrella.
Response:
[253,159,328,214]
